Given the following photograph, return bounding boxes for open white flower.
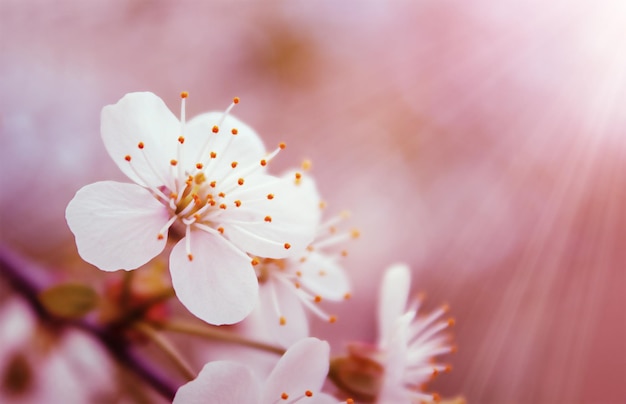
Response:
[66,92,320,325]
[174,337,336,404]
[255,192,355,347]
[348,264,455,403]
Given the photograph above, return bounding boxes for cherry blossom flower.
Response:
[344,264,455,403]
[254,191,355,347]
[66,92,320,325]
[174,337,336,404]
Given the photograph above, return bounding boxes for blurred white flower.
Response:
[349,264,455,403]
[66,92,320,325]
[174,337,336,404]
[0,298,116,403]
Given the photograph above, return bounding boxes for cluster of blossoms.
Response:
[65,92,456,403]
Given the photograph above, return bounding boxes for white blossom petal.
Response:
[379,314,412,401]
[101,92,180,188]
[298,252,350,300]
[223,173,320,258]
[260,278,309,348]
[378,264,411,346]
[173,361,260,404]
[169,230,258,325]
[262,338,329,403]
[65,181,169,271]
[180,112,267,178]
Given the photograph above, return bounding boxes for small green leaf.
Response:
[38,283,99,319]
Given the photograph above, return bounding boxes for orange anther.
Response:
[295,271,302,277]
[341,250,348,257]
[442,303,450,312]
[295,172,302,180]
[170,159,178,166]
[284,243,291,250]
[124,155,131,162]
[279,316,286,326]
[305,391,313,397]
[346,400,355,404]
[279,142,286,149]
[137,142,144,149]
[218,192,225,198]
[210,181,216,188]
[233,96,240,104]
[157,234,164,240]
[238,178,244,186]
[209,200,216,206]
[231,161,238,168]
[314,296,322,303]
[251,258,259,266]
[445,365,453,373]
[260,159,267,166]
[218,227,224,234]
[170,192,178,199]
[329,316,337,324]
[219,203,227,210]
[344,292,351,300]
[447,318,456,327]
[351,229,360,239]
[319,201,327,209]
[281,392,289,400]
[180,91,189,98]
[264,216,272,222]
[432,393,441,402]
[319,270,326,276]
[231,128,238,135]
[212,125,219,133]
[187,254,193,261]
[196,163,203,169]
[294,282,301,288]
[234,200,241,207]
[210,151,217,158]
[301,159,312,170]
[267,193,274,200]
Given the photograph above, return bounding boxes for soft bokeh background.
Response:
[1,1,625,403]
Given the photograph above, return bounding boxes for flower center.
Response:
[256,258,286,284]
[123,92,288,262]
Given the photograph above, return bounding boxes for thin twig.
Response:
[158,320,285,356]
[133,321,196,382]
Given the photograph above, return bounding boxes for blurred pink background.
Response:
[1,1,625,402]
